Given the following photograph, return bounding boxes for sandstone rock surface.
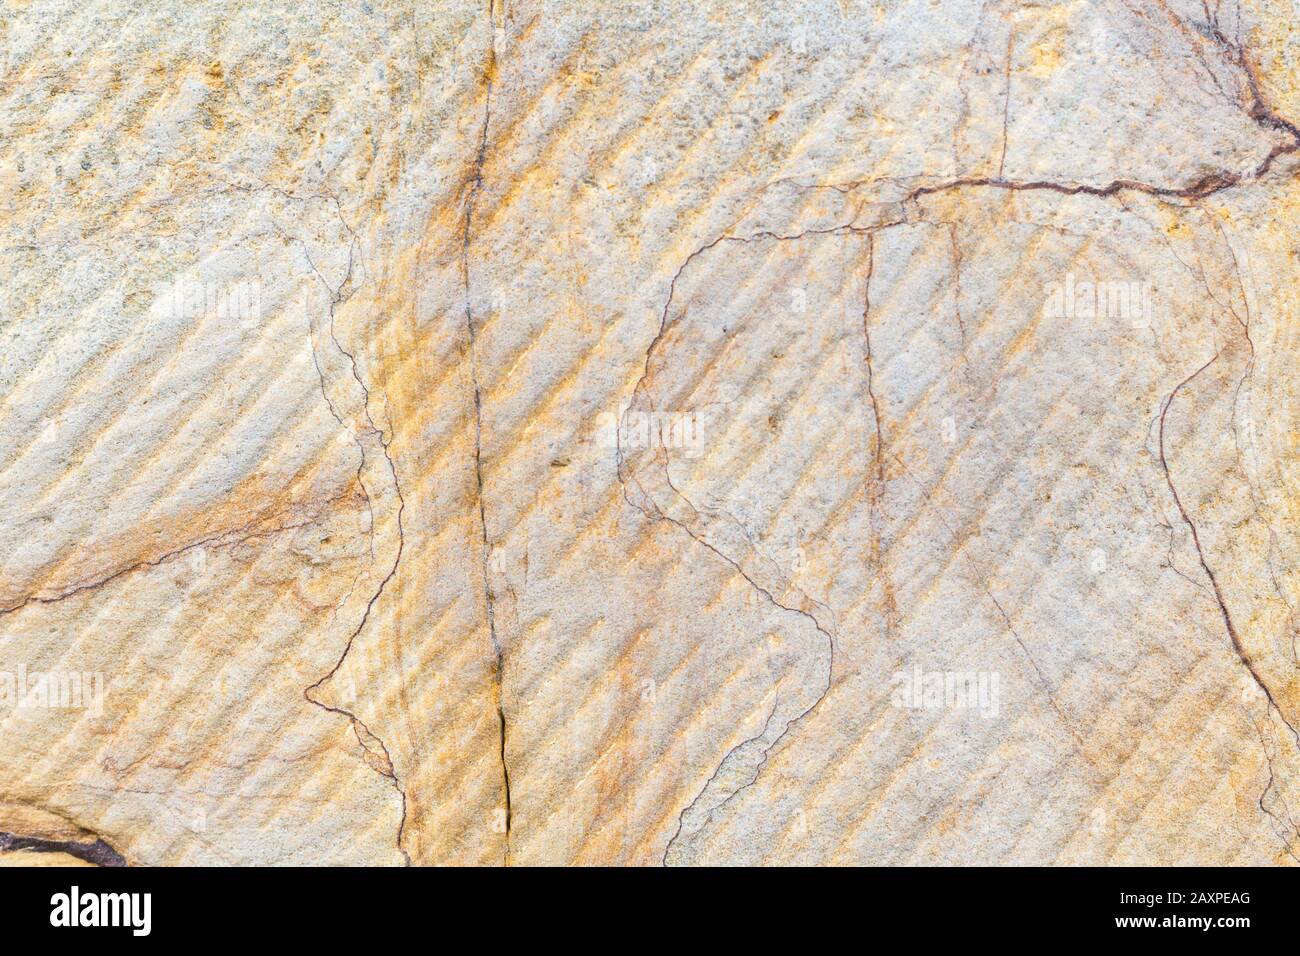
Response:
[2,0,1300,865]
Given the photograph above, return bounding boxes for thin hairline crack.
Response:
[631,16,1300,861]
[1157,353,1300,748]
[463,0,513,864]
[299,199,411,867]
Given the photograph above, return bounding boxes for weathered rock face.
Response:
[2,0,1299,866]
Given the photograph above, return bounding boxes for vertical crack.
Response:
[998,26,1015,178]
[1157,352,1300,748]
[1247,712,1300,863]
[862,233,885,488]
[621,227,899,863]
[298,201,410,866]
[861,231,898,642]
[463,0,511,863]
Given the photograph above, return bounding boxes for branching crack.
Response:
[1247,712,1300,863]
[298,200,410,867]
[0,494,353,620]
[620,223,916,863]
[1157,352,1300,748]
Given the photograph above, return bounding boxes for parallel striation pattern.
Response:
[1,0,1299,865]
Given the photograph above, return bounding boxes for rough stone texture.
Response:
[1,0,1299,865]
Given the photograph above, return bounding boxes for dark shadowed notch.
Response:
[0,831,126,867]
